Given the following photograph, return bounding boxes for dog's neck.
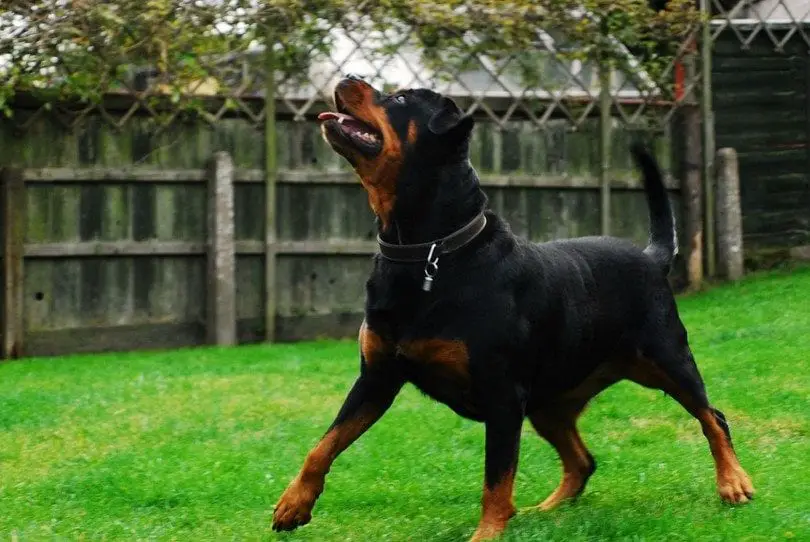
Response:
[381,160,487,245]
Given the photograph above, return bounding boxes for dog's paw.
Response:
[469,520,507,542]
[271,479,321,532]
[718,467,754,504]
[538,472,589,511]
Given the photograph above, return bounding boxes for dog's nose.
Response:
[345,73,363,81]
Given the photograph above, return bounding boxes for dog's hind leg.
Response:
[527,363,622,511]
[628,337,755,504]
[528,402,597,510]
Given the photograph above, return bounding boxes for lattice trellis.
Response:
[711,0,810,50]
[266,15,701,132]
[1,7,730,134]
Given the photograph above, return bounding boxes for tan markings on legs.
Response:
[470,467,517,542]
[696,408,754,503]
[272,408,380,531]
[525,362,622,511]
[625,355,754,504]
[529,407,595,510]
[359,320,390,367]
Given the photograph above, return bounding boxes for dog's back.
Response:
[510,144,679,392]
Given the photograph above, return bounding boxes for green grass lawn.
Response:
[2,267,809,541]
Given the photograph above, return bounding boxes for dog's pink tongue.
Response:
[318,112,354,122]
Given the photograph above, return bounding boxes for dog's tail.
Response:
[631,143,677,274]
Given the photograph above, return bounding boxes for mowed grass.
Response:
[1,267,809,541]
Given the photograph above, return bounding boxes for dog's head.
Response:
[318,76,474,231]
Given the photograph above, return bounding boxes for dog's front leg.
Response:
[272,369,403,532]
[470,393,524,541]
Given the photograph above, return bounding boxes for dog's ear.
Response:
[428,97,474,141]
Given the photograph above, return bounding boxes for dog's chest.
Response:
[395,338,480,420]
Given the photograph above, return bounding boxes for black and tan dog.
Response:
[272,75,754,540]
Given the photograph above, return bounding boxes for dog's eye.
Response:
[392,95,406,105]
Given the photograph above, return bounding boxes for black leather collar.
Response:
[377,212,488,263]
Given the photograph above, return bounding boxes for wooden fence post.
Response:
[680,37,704,290]
[599,60,613,236]
[1,168,25,359]
[715,148,743,281]
[206,152,237,346]
[683,105,704,290]
[700,0,716,279]
[264,24,278,343]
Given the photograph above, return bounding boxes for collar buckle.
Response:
[422,243,441,292]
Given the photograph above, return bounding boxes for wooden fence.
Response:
[0,109,681,358]
[712,26,810,267]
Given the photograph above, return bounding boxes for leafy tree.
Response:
[0,0,701,118]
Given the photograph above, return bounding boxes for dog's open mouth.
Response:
[318,111,382,155]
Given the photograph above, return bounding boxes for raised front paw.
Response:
[272,479,321,532]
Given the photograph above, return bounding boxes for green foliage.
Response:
[0,0,702,118]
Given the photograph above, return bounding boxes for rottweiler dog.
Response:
[272,75,754,541]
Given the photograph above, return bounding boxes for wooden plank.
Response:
[24,240,381,257]
[235,184,265,241]
[274,312,363,342]
[714,90,805,111]
[712,70,803,91]
[23,311,365,357]
[155,184,176,241]
[51,185,81,242]
[101,185,131,240]
[790,245,810,261]
[102,257,134,327]
[1,168,26,358]
[25,322,205,357]
[50,259,83,331]
[131,183,156,241]
[713,56,804,73]
[25,241,207,257]
[479,173,680,189]
[206,152,237,346]
[25,185,51,243]
[236,255,264,321]
[24,260,52,332]
[80,258,104,323]
[272,241,378,254]
[21,167,680,190]
[23,167,199,182]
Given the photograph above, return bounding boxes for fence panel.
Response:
[0,104,680,356]
[710,15,810,267]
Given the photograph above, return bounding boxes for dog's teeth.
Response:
[338,117,345,124]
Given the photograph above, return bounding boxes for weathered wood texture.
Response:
[713,28,810,268]
[207,152,237,345]
[1,168,26,358]
[679,105,704,289]
[0,108,683,357]
[715,148,743,281]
